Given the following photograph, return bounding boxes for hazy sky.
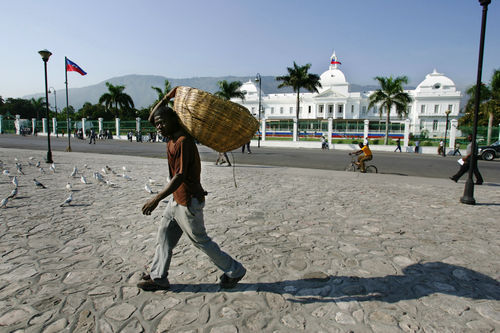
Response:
[1,0,499,98]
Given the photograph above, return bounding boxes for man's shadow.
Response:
[169,262,499,303]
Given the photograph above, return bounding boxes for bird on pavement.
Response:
[39,167,45,173]
[3,170,10,176]
[122,173,132,180]
[33,179,46,189]
[8,187,18,199]
[16,163,24,175]
[12,176,18,187]
[66,182,72,191]
[60,193,73,207]
[35,161,41,168]
[49,163,56,172]
[80,175,88,184]
[70,166,78,177]
[145,184,154,194]
[148,177,156,185]
[0,197,8,208]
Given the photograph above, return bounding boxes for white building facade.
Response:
[235,52,462,139]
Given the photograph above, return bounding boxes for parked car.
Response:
[478,140,500,161]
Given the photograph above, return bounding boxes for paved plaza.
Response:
[0,147,499,332]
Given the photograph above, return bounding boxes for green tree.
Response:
[151,79,172,106]
[214,80,246,101]
[78,102,110,120]
[1,98,36,119]
[368,76,412,145]
[276,62,322,140]
[460,69,500,144]
[30,97,47,120]
[98,82,135,118]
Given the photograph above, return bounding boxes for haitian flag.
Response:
[330,55,341,65]
[65,58,87,76]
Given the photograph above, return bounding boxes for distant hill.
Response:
[23,74,424,111]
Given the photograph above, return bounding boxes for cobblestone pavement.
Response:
[0,147,499,332]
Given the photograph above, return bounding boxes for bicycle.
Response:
[345,155,378,173]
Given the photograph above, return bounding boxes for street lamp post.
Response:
[460,0,491,205]
[49,87,58,137]
[39,49,53,164]
[443,109,451,157]
[255,73,262,148]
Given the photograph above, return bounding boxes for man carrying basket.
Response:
[138,87,246,291]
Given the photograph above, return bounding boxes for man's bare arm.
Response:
[142,173,185,215]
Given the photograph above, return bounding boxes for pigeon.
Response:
[80,175,88,184]
[3,170,10,176]
[29,156,35,160]
[106,180,116,187]
[122,166,128,172]
[33,178,46,189]
[101,168,108,175]
[14,157,18,162]
[27,161,34,167]
[122,173,132,180]
[16,163,24,175]
[70,166,78,177]
[8,187,18,199]
[35,161,41,168]
[148,177,156,185]
[95,173,106,184]
[60,193,73,207]
[83,164,89,169]
[12,176,18,187]
[145,184,154,194]
[66,182,72,191]
[0,197,8,208]
[49,163,56,172]
[39,167,45,173]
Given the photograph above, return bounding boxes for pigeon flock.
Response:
[0,155,162,209]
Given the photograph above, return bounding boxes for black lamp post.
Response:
[39,49,53,163]
[49,87,58,137]
[443,109,451,157]
[255,73,262,148]
[460,0,491,205]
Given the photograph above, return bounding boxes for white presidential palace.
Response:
[235,51,462,143]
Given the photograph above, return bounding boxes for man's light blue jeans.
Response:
[150,198,245,285]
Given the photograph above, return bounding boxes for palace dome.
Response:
[320,68,347,87]
[416,69,456,91]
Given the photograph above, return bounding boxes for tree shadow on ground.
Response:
[168,262,499,304]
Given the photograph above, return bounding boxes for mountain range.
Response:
[23,74,390,111]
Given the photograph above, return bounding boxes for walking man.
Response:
[241,141,252,154]
[138,88,246,291]
[450,134,483,185]
[394,138,402,152]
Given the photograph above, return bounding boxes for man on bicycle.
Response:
[349,142,373,173]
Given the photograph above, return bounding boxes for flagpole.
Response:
[64,57,72,152]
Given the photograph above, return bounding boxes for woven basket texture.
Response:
[170,86,259,152]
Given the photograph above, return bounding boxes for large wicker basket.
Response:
[166,86,259,152]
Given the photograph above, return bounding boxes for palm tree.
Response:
[276,62,322,141]
[151,79,172,106]
[368,76,412,145]
[98,82,135,118]
[215,80,246,101]
[461,69,500,144]
[30,97,46,120]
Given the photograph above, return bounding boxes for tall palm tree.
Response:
[30,97,46,120]
[276,62,322,141]
[462,69,500,144]
[215,80,246,101]
[151,79,172,106]
[98,82,134,118]
[368,76,412,145]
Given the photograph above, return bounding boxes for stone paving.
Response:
[0,147,499,333]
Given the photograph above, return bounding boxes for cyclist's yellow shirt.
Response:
[362,145,372,156]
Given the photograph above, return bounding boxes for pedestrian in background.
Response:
[241,141,252,154]
[450,134,483,185]
[414,140,420,153]
[453,142,461,156]
[394,138,402,152]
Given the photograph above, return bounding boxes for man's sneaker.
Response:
[137,279,170,291]
[449,177,458,183]
[219,271,246,289]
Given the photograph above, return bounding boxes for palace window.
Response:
[280,107,284,114]
[351,105,354,113]
[319,105,324,113]
[421,105,426,114]
[289,107,293,114]
[448,104,453,112]
[433,120,438,131]
[434,105,439,114]
[338,105,343,113]
[271,107,274,114]
[362,106,367,114]
[328,105,333,114]
[308,105,311,113]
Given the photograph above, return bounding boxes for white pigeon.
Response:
[14,157,18,162]
[60,193,73,207]
[106,180,116,186]
[0,197,8,208]
[66,182,72,191]
[84,164,89,169]
[16,163,24,175]
[122,166,128,172]
[148,177,156,185]
[50,163,56,172]
[70,166,78,177]
[122,173,132,180]
[29,156,35,160]
[8,187,18,199]
[3,170,10,176]
[12,176,18,187]
[80,175,88,184]
[101,168,108,174]
[35,161,40,168]
[145,184,154,194]
[33,178,46,189]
